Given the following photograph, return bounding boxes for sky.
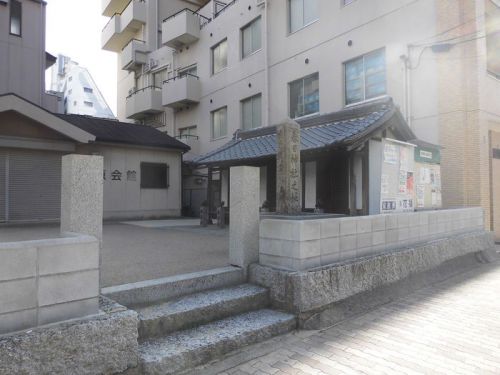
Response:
[45,0,117,115]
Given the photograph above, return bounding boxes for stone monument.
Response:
[229,166,260,273]
[276,119,302,214]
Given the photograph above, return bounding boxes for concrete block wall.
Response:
[0,234,99,335]
[259,207,485,271]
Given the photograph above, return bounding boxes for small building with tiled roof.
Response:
[0,93,188,222]
[192,97,440,216]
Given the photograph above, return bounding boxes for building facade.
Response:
[103,0,500,236]
[0,0,187,223]
[50,55,116,119]
[0,0,60,112]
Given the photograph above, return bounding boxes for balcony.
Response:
[121,39,148,71]
[162,9,209,49]
[102,0,130,17]
[102,0,146,52]
[125,86,163,120]
[162,74,201,108]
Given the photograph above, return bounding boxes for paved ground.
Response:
[197,259,500,375]
[0,221,229,287]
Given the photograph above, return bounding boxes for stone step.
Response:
[137,284,269,339]
[138,309,296,375]
[101,266,245,308]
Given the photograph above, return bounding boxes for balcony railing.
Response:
[213,0,237,18]
[126,86,163,120]
[102,0,130,17]
[162,73,201,108]
[102,0,146,52]
[162,8,210,49]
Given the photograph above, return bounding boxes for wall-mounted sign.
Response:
[127,170,137,181]
[111,170,122,181]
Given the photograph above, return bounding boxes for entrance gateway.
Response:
[0,149,62,223]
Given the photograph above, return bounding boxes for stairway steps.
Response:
[138,309,296,375]
[137,284,269,339]
[102,266,244,307]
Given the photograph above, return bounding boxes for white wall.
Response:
[78,144,183,219]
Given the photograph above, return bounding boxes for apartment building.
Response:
[0,0,188,223]
[50,54,116,119]
[103,0,500,237]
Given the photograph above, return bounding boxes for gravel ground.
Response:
[0,222,229,287]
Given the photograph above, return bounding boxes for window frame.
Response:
[240,93,262,130]
[343,48,387,106]
[211,106,228,140]
[140,162,170,189]
[211,38,228,75]
[288,72,320,119]
[83,87,93,94]
[9,0,22,37]
[83,101,94,108]
[178,126,198,139]
[241,17,262,59]
[288,0,319,34]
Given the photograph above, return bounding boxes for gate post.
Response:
[229,166,260,274]
[60,155,104,245]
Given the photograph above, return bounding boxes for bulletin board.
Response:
[380,139,416,213]
[414,162,442,209]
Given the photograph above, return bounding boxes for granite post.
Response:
[276,119,302,214]
[229,166,260,273]
[60,155,104,244]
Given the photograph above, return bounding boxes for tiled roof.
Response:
[194,96,413,166]
[57,114,190,151]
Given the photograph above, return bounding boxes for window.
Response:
[344,48,386,105]
[212,39,228,74]
[68,89,72,95]
[241,94,262,130]
[289,0,318,33]
[179,126,197,139]
[9,0,22,36]
[211,107,228,139]
[178,65,198,78]
[84,101,93,107]
[289,73,319,118]
[241,17,262,58]
[486,0,500,77]
[68,76,73,82]
[84,87,93,94]
[73,101,77,106]
[140,162,169,189]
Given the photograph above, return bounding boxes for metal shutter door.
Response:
[8,149,62,222]
[0,150,5,222]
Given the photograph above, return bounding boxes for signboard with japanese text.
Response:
[380,139,416,213]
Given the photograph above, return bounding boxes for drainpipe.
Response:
[406,45,412,130]
[401,47,412,129]
[263,0,270,127]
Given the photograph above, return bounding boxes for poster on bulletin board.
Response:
[380,139,416,213]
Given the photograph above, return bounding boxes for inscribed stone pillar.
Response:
[229,166,260,272]
[60,155,104,244]
[276,119,302,214]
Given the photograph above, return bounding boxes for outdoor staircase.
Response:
[118,268,296,374]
